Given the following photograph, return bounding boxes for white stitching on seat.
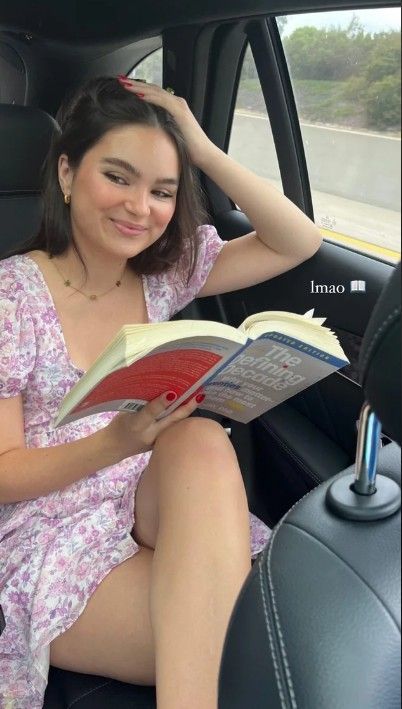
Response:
[259,489,314,708]
[267,535,298,709]
[67,680,113,707]
[360,306,400,374]
[258,535,287,708]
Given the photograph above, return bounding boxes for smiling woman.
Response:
[6,77,208,284]
[0,68,324,707]
[0,76,276,708]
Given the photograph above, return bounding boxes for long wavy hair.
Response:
[4,76,209,284]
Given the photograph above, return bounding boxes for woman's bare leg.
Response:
[146,417,251,709]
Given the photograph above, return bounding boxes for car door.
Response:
[159,9,400,524]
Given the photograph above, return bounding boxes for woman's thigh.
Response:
[131,416,245,552]
[49,546,155,685]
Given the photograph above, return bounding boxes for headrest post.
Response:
[352,403,381,496]
[326,405,400,521]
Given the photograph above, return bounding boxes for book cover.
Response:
[55,322,349,427]
[200,331,348,423]
[55,335,242,426]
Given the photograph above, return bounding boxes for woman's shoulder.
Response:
[195,224,227,256]
[0,251,43,299]
[0,253,26,292]
[175,224,224,269]
[196,224,218,237]
[147,224,227,320]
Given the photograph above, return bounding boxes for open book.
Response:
[55,309,349,427]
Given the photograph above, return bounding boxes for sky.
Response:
[281,8,401,35]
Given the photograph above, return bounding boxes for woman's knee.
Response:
[152,416,243,486]
[155,416,233,458]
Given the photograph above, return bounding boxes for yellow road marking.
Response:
[321,229,400,261]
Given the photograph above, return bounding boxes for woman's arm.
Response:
[0,391,200,504]
[195,143,322,260]
[192,141,323,296]
[0,434,122,504]
[118,79,323,294]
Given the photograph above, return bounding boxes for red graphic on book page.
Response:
[72,348,222,414]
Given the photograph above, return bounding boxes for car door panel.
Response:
[177,205,396,523]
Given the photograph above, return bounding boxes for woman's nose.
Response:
[125,189,150,216]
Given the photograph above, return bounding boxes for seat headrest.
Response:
[359,262,401,444]
[0,104,60,193]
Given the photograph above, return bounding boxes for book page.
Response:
[240,312,345,359]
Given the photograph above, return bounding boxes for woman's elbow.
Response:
[307,228,323,258]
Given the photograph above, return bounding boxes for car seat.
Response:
[0,104,60,256]
[219,262,401,708]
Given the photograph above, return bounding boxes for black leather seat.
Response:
[219,263,401,708]
[0,104,60,256]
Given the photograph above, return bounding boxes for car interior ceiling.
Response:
[0,0,397,40]
[0,0,400,707]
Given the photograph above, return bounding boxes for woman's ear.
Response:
[58,154,74,197]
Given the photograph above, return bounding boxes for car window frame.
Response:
[168,17,314,224]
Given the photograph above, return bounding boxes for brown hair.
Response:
[5,76,209,284]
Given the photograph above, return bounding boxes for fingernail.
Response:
[165,391,177,402]
[195,393,205,404]
[118,80,145,97]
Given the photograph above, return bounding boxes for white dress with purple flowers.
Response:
[0,225,271,707]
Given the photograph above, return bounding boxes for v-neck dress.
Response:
[0,225,271,707]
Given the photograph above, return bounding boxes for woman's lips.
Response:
[111,219,148,236]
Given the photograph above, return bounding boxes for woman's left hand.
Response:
[117,77,214,167]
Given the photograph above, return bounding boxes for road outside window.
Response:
[130,48,162,85]
[281,9,401,262]
[228,46,283,196]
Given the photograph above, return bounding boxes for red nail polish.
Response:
[165,391,177,402]
[195,393,205,404]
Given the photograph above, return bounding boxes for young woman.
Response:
[0,76,322,708]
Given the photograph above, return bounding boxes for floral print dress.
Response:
[0,225,271,707]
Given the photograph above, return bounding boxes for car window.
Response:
[228,44,283,194]
[280,8,401,262]
[129,47,162,85]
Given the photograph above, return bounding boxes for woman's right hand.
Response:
[105,391,203,458]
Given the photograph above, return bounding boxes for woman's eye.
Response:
[153,190,174,199]
[105,172,127,185]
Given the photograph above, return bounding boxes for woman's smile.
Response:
[110,219,148,236]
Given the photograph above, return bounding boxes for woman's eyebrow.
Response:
[101,157,179,186]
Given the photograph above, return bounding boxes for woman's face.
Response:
[58,124,180,261]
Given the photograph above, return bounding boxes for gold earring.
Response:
[64,193,71,205]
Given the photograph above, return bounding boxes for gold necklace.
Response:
[48,255,124,302]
